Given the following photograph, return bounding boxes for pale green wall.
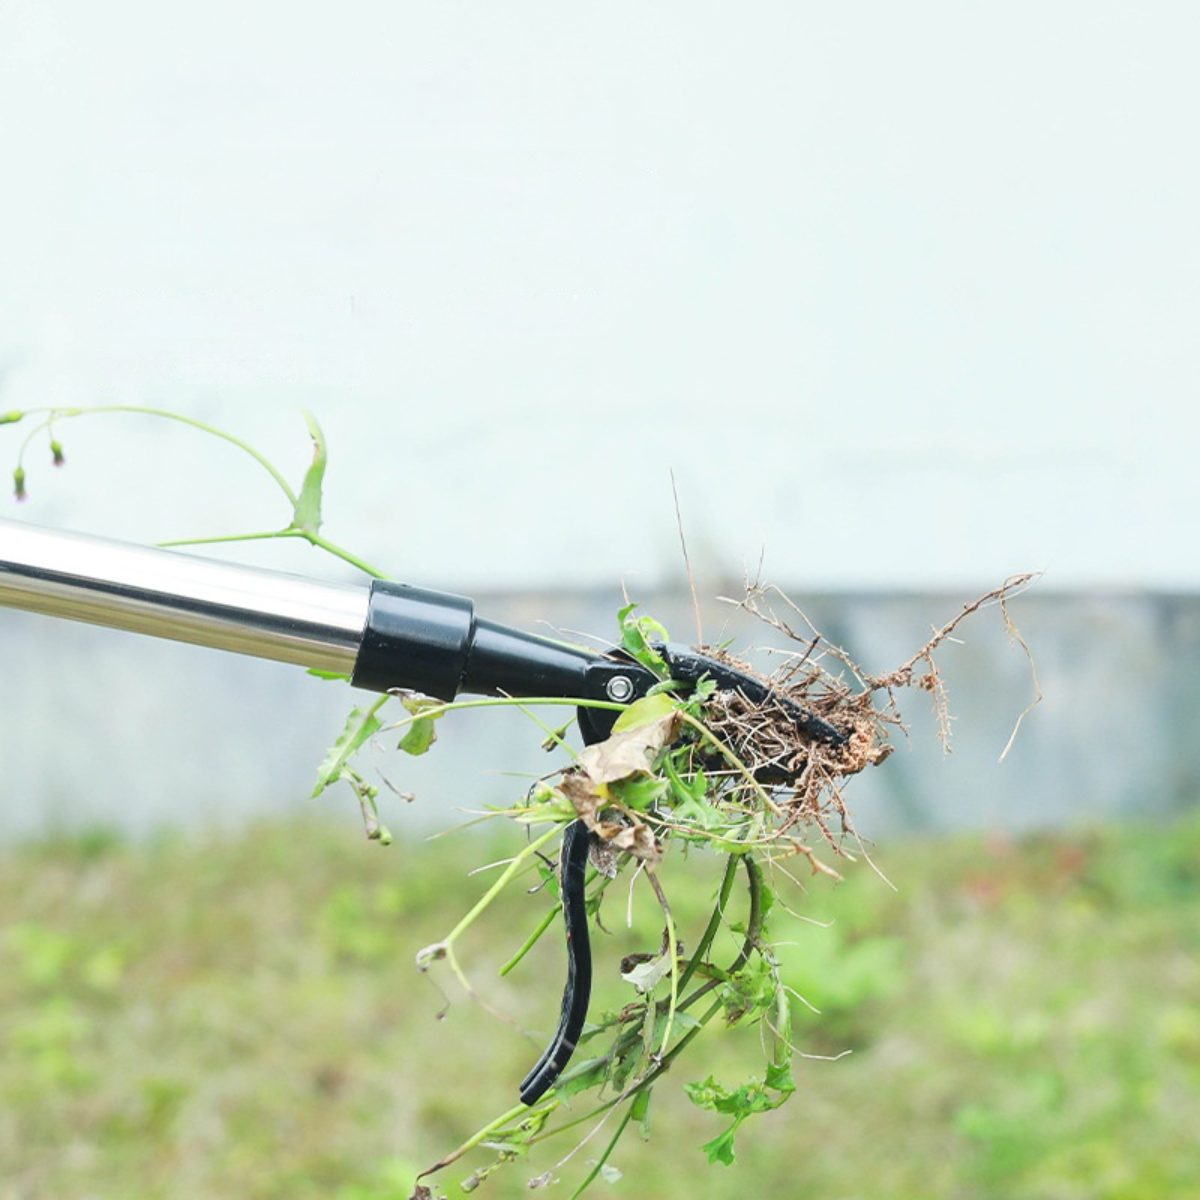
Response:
[1,2,1198,592]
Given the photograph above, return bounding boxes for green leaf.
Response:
[684,1075,721,1108]
[399,717,437,756]
[555,1056,609,1100]
[632,1086,653,1141]
[312,705,382,797]
[609,773,668,812]
[617,604,669,675]
[765,1059,796,1096]
[611,691,679,733]
[291,410,327,534]
[686,1071,792,1118]
[398,696,443,756]
[722,955,776,1023]
[650,1010,701,1048]
[609,1036,642,1093]
[758,878,777,927]
[698,1122,741,1167]
[666,764,725,830]
[306,668,351,682]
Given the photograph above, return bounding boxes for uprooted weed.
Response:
[682,572,1040,867]
[402,573,1044,1196]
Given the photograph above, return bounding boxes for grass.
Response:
[1,810,1198,1199]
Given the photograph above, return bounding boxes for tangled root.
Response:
[694,574,1038,860]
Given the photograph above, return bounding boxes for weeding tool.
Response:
[0,517,845,1101]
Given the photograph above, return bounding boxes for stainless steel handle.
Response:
[0,519,370,674]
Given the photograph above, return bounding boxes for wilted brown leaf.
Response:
[560,772,604,825]
[595,818,662,864]
[576,713,680,785]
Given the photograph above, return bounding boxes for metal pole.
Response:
[0,519,370,674]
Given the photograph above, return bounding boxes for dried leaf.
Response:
[595,819,662,864]
[588,837,622,879]
[560,772,604,825]
[621,951,674,993]
[577,713,680,785]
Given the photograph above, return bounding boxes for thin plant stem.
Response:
[303,531,389,579]
[11,406,393,578]
[674,851,740,995]
[499,903,560,977]
[644,868,680,1054]
[418,1102,532,1179]
[385,694,627,734]
[18,405,298,504]
[441,825,561,950]
[567,1105,635,1200]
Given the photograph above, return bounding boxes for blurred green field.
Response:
[2,809,1198,1200]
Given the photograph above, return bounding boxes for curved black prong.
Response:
[519,819,593,1105]
[657,644,847,746]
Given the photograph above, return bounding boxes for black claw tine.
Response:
[519,818,592,1105]
[657,644,847,747]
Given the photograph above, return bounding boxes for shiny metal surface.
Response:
[0,519,370,673]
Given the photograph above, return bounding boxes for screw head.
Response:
[605,674,635,703]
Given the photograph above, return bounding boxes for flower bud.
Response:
[50,440,65,466]
[13,466,27,500]
[0,410,23,425]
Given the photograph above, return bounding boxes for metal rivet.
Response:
[606,675,635,703]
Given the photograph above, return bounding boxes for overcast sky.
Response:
[2,1,1197,593]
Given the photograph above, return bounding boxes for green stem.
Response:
[727,854,764,975]
[499,903,560,977]
[673,852,764,1013]
[674,852,740,996]
[644,868,680,1054]
[442,825,562,951]
[531,997,725,1146]
[418,1101,532,1180]
[161,525,389,580]
[303,531,389,579]
[640,997,723,1084]
[431,824,568,1039]
[663,900,680,1052]
[27,405,299,504]
[532,853,765,1146]
[387,695,627,734]
[157,530,292,547]
[567,1105,635,1200]
[13,405,394,579]
[16,416,56,473]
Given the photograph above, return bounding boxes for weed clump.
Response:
[690,573,1039,869]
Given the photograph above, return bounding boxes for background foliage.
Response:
[2,811,1197,1199]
